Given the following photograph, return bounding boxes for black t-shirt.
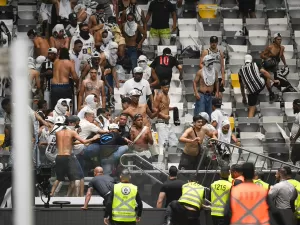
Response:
[88,175,115,197]
[148,0,175,29]
[99,132,128,157]
[119,125,130,140]
[150,55,179,83]
[160,178,186,207]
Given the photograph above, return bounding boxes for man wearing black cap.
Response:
[211,98,229,130]
[65,13,79,37]
[104,169,143,225]
[200,36,225,93]
[291,99,300,165]
[157,166,186,208]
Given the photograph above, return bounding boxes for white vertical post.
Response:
[11,40,34,225]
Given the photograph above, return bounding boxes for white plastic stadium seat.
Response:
[223,19,243,31]
[279,59,296,72]
[284,102,293,117]
[240,132,263,147]
[237,117,260,132]
[179,31,200,49]
[289,4,300,19]
[259,102,281,117]
[248,30,268,46]
[268,18,288,32]
[228,45,248,59]
[178,19,197,31]
[228,59,244,73]
[286,73,299,87]
[221,102,232,116]
[294,31,300,46]
[246,18,266,30]
[283,92,300,102]
[262,116,283,133]
[18,5,36,20]
[169,87,182,103]
[282,45,294,59]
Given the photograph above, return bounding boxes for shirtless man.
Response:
[50,24,70,54]
[122,89,158,128]
[260,32,287,102]
[28,60,41,97]
[51,48,79,109]
[153,80,178,149]
[193,55,219,116]
[130,113,154,162]
[50,116,100,197]
[121,12,147,70]
[78,68,106,109]
[179,114,216,170]
[27,29,50,57]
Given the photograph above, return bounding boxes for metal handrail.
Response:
[120,153,169,184]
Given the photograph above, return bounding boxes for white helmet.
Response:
[203,55,215,67]
[244,54,253,64]
[55,116,66,125]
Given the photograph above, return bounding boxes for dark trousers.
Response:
[111,221,136,225]
[50,84,73,109]
[211,216,225,225]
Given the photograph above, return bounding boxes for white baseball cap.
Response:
[55,116,66,124]
[45,116,55,124]
[48,48,58,54]
[138,55,147,63]
[108,123,119,130]
[133,67,143,74]
[199,112,210,123]
[244,54,253,63]
[129,89,141,96]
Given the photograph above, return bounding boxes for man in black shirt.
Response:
[150,48,182,88]
[156,166,186,208]
[82,166,115,208]
[118,113,130,139]
[146,0,177,45]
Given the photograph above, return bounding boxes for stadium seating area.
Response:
[0,0,300,189]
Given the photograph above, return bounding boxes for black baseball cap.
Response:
[212,98,223,106]
[210,36,218,43]
[69,13,77,21]
[293,99,300,105]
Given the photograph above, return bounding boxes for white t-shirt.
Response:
[69,50,84,77]
[211,108,229,130]
[143,66,152,81]
[73,118,102,153]
[70,34,95,61]
[121,78,152,104]
[291,113,300,143]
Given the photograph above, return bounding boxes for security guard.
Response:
[224,163,271,225]
[284,166,300,224]
[163,175,205,225]
[253,171,269,190]
[104,169,143,225]
[230,164,244,186]
[210,166,232,225]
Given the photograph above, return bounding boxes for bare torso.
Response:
[34,37,50,57]
[53,59,73,84]
[50,37,69,52]
[130,126,151,151]
[198,69,215,93]
[121,24,138,47]
[83,78,103,101]
[183,126,208,156]
[157,91,170,120]
[268,44,282,58]
[123,104,151,127]
[56,128,74,155]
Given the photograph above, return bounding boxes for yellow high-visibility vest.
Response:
[178,182,204,209]
[112,183,138,222]
[253,179,269,190]
[211,180,232,216]
[287,179,300,219]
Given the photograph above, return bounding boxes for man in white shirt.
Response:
[69,39,84,77]
[65,13,80,37]
[121,67,153,105]
[137,55,159,88]
[74,110,108,170]
[291,99,300,165]
[211,98,229,130]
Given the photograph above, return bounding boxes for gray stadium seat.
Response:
[283,92,300,102]
[178,19,197,31]
[262,116,283,133]
[259,102,282,117]
[240,132,263,146]
[237,117,260,132]
[248,30,269,46]
[268,18,288,32]
[18,5,36,20]
[246,18,266,30]
[198,19,221,31]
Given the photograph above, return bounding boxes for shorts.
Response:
[149,28,171,45]
[179,151,207,170]
[247,92,259,106]
[55,155,81,181]
[50,83,73,109]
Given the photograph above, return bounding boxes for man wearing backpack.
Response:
[238,54,280,117]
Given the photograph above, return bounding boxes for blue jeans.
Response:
[126,46,137,71]
[101,145,129,175]
[77,143,102,173]
[194,92,213,117]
